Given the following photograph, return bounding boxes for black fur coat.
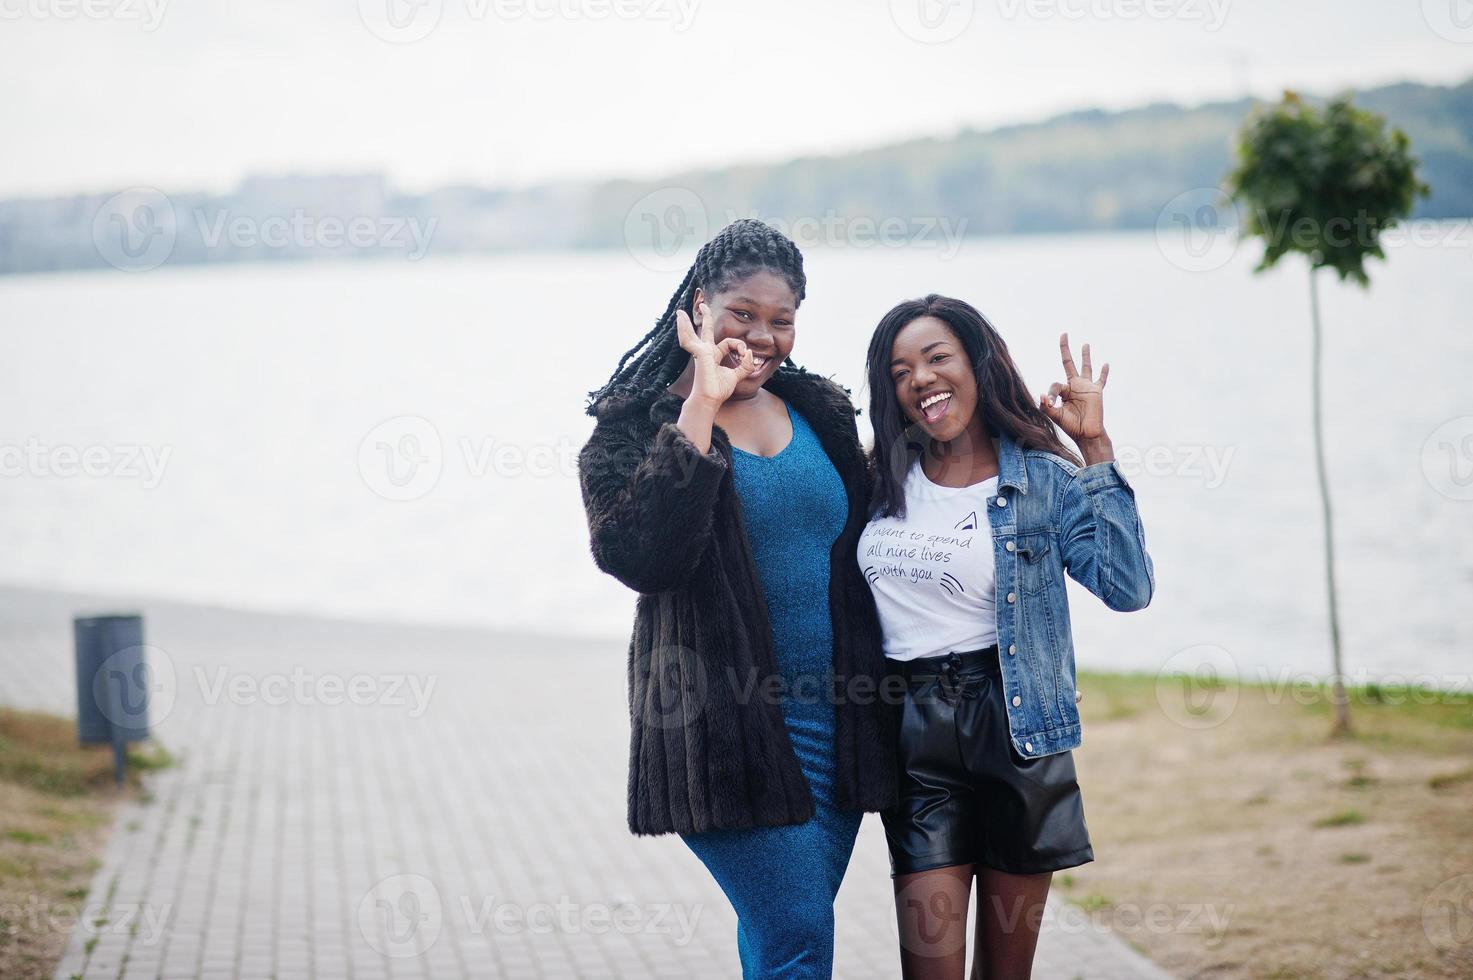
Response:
[578,365,899,836]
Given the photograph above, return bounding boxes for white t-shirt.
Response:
[856,459,998,661]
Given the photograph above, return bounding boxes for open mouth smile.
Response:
[919,391,952,424]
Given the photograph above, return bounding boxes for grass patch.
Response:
[1313,809,1366,828]
[0,709,172,796]
[0,707,166,980]
[1428,768,1473,790]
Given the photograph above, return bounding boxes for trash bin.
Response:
[74,613,149,783]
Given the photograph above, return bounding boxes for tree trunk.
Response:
[1310,264,1352,737]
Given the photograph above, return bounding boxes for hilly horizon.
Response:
[3,75,1469,274]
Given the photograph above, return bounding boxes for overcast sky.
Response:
[2,0,1470,198]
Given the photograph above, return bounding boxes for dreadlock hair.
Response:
[585,218,808,415]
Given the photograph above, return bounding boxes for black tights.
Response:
[892,864,1053,980]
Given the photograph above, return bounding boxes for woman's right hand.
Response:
[677,303,756,409]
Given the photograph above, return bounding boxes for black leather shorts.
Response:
[881,645,1095,877]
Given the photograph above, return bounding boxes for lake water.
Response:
[2,229,1470,686]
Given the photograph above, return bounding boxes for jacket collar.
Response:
[995,431,1030,495]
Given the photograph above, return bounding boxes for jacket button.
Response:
[1006,592,1016,603]
[1075,690,1083,704]
[1011,695,1021,706]
[995,496,1008,507]
[1005,540,1016,552]
[1024,741,1033,752]
[1008,644,1016,655]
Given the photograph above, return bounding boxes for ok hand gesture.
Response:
[1041,333,1114,462]
[676,303,756,409]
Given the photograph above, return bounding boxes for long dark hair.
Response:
[865,294,1081,518]
[585,218,808,415]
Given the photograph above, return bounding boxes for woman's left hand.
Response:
[1041,333,1114,462]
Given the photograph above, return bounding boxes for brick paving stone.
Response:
[0,586,1174,980]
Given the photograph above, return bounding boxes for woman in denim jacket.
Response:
[856,294,1154,979]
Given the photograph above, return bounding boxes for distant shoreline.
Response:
[0,580,621,650]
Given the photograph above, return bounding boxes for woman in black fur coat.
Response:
[577,219,898,978]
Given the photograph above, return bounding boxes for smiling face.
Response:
[693,268,798,399]
[888,315,981,442]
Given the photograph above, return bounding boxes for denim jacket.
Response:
[981,433,1154,758]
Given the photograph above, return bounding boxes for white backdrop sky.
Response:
[2,0,1469,197]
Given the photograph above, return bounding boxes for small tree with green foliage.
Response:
[1227,92,1429,738]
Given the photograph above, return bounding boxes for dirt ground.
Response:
[1064,673,1473,979]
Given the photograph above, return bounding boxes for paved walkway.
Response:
[0,586,1174,979]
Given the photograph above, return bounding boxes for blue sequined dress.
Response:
[679,398,863,979]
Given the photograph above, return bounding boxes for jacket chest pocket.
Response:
[1015,534,1057,595]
